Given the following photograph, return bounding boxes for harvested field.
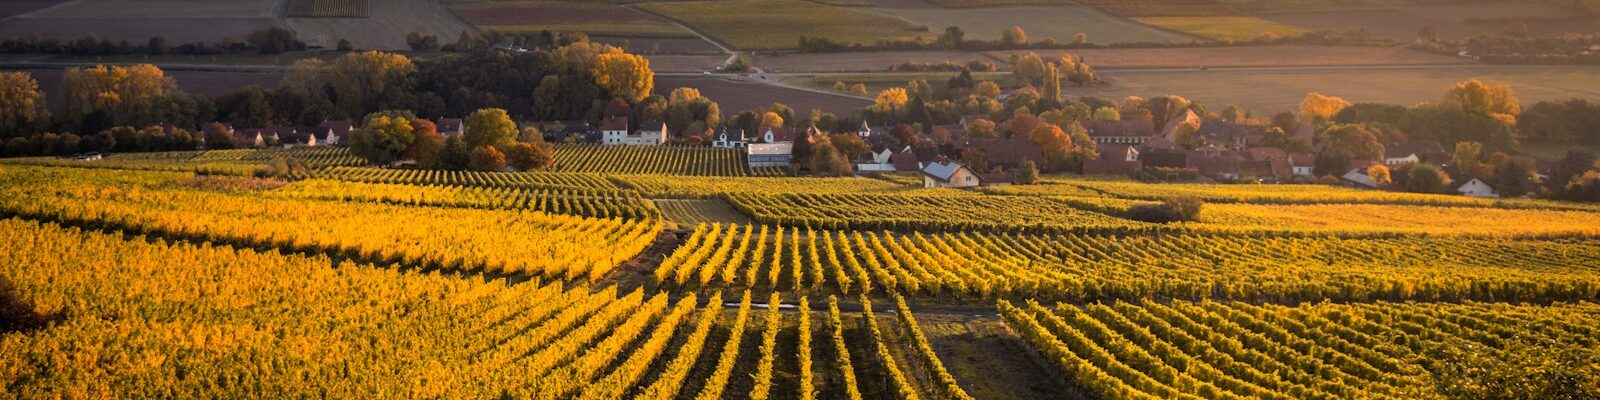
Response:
[637,0,931,50]
[1132,16,1304,41]
[449,1,692,37]
[656,75,870,115]
[287,0,475,50]
[1073,64,1600,114]
[780,72,1010,95]
[1395,1,1573,22]
[0,1,65,19]
[0,17,275,43]
[593,35,721,54]
[862,5,1196,44]
[989,45,1465,70]
[13,0,273,19]
[753,50,1000,74]
[642,54,726,72]
[286,0,371,18]
[1254,1,1576,41]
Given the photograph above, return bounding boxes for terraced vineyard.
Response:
[0,147,364,178]
[273,179,659,219]
[1000,298,1600,399]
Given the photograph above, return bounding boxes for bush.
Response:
[1124,196,1203,223]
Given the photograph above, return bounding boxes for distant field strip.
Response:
[637,0,932,50]
[552,145,787,176]
[287,0,371,18]
[274,179,660,220]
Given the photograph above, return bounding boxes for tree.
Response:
[1406,163,1453,193]
[1563,170,1600,202]
[1299,92,1350,123]
[849,84,868,96]
[406,119,444,167]
[961,148,990,172]
[1367,163,1392,186]
[59,64,174,127]
[1013,161,1040,184]
[1028,124,1073,172]
[967,119,998,139]
[1322,124,1386,161]
[1453,141,1489,180]
[809,140,852,177]
[469,145,507,172]
[349,111,416,165]
[1503,21,1529,38]
[1496,157,1538,197]
[465,108,516,149]
[1074,32,1088,45]
[1171,119,1201,149]
[330,51,415,119]
[1442,79,1520,116]
[1011,53,1045,87]
[201,123,237,149]
[1002,26,1028,47]
[0,71,47,136]
[938,26,965,48]
[761,111,784,128]
[1092,107,1120,121]
[591,48,653,102]
[827,133,868,161]
[504,142,554,171]
[1041,63,1061,103]
[875,88,909,109]
[975,81,1001,100]
[439,136,470,170]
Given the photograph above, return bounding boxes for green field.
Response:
[638,0,933,50]
[1132,16,1306,41]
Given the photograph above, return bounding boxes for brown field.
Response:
[1260,1,1575,40]
[1072,64,1600,114]
[15,0,272,18]
[641,54,726,72]
[753,50,1001,74]
[1468,16,1600,36]
[861,4,1197,44]
[286,0,371,18]
[450,1,692,37]
[655,75,870,115]
[287,0,476,50]
[0,17,275,43]
[0,1,64,18]
[989,45,1466,70]
[593,36,722,54]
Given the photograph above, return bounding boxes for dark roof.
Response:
[961,136,1041,168]
[1289,152,1316,167]
[600,116,627,131]
[1198,122,1267,145]
[1139,149,1189,169]
[1080,120,1156,138]
[717,126,745,141]
[1386,141,1447,159]
[437,118,463,133]
[891,147,920,172]
[1245,147,1287,162]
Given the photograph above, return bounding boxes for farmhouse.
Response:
[600,118,667,145]
[1082,144,1142,176]
[921,158,980,189]
[1197,121,1267,151]
[1080,119,1157,145]
[1340,167,1380,189]
[437,118,464,139]
[310,120,352,146]
[1384,141,1447,166]
[711,126,747,149]
[1289,153,1316,177]
[1457,178,1499,198]
[856,146,898,172]
[747,143,793,167]
[960,136,1043,169]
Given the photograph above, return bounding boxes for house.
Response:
[437,118,464,139]
[1457,178,1499,198]
[600,117,666,145]
[550,121,600,143]
[856,121,889,140]
[976,172,1013,187]
[71,152,102,161]
[754,126,805,144]
[856,146,897,172]
[1384,141,1447,166]
[237,127,297,148]
[1289,153,1317,177]
[310,120,352,146]
[1340,168,1380,188]
[1197,121,1267,150]
[711,126,747,149]
[1159,109,1202,139]
[278,130,315,147]
[1082,144,1142,175]
[747,143,793,167]
[921,158,981,189]
[633,121,668,145]
[890,146,922,172]
[1079,120,1157,145]
[960,136,1042,169]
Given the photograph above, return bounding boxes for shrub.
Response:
[1124,196,1203,223]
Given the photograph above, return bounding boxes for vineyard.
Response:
[653,223,1600,301]
[552,145,788,177]
[4,143,1600,398]
[286,0,372,18]
[999,298,1600,399]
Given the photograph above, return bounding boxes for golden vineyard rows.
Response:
[1,217,986,398]
[552,145,787,176]
[0,166,658,281]
[273,179,659,219]
[999,298,1600,399]
[656,223,1600,302]
[0,147,363,178]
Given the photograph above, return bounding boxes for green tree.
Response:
[1406,163,1453,193]
[439,136,470,171]
[349,111,416,165]
[1013,160,1040,184]
[465,108,517,149]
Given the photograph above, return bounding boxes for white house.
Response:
[600,117,667,145]
[747,143,793,167]
[855,147,897,172]
[921,158,980,189]
[311,121,352,146]
[1457,178,1499,198]
[437,118,464,139]
[1289,153,1316,177]
[711,126,746,149]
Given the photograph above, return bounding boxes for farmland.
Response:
[285,0,475,50]
[1130,16,1305,42]
[448,1,694,38]
[861,4,1195,44]
[637,0,933,50]
[988,45,1465,69]
[655,75,872,115]
[286,0,371,18]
